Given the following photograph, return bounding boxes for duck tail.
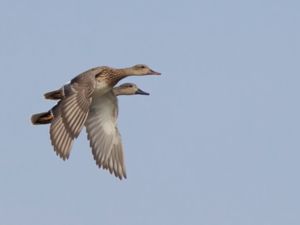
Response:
[44,89,63,100]
[31,111,53,125]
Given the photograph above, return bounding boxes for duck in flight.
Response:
[31,64,160,179]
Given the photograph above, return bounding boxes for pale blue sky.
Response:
[0,0,300,224]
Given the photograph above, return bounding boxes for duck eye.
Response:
[136,65,146,69]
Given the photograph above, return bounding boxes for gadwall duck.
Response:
[32,81,152,179]
[42,64,159,154]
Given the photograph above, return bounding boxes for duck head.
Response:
[113,83,150,96]
[131,64,161,75]
[117,64,161,76]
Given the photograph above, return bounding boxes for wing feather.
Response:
[50,113,74,160]
[47,67,106,159]
[85,91,127,179]
[61,81,94,138]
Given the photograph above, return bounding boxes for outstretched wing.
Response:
[60,81,94,138]
[49,74,95,158]
[85,91,127,179]
[50,83,93,160]
[48,67,109,159]
[47,101,74,159]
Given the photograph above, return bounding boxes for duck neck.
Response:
[115,68,133,76]
[106,68,131,87]
[112,87,123,96]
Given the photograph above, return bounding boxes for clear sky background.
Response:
[0,0,299,224]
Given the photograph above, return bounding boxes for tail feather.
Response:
[31,111,53,125]
[44,89,63,100]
